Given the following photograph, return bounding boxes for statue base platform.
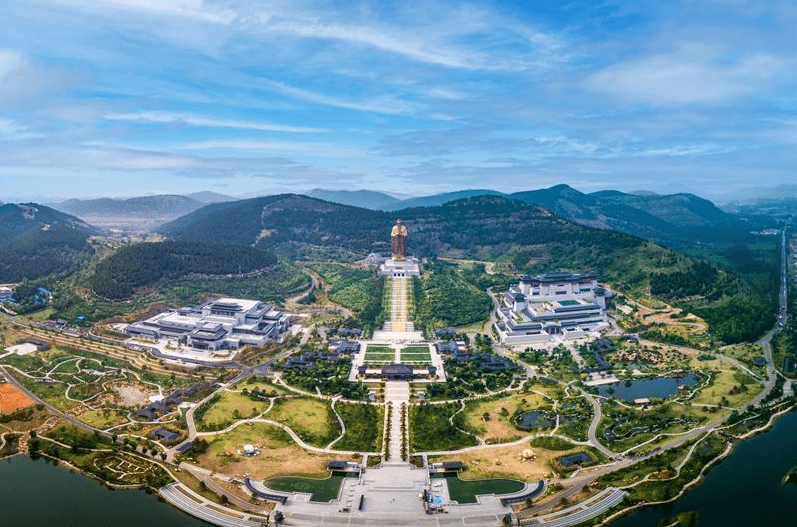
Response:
[379,258,420,277]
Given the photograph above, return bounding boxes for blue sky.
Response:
[0,0,795,202]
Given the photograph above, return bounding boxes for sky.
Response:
[0,0,796,202]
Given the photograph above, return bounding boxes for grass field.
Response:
[364,345,394,353]
[402,345,432,353]
[268,397,340,447]
[200,389,273,427]
[77,409,129,429]
[363,353,396,363]
[196,422,353,480]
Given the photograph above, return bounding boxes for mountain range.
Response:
[305,184,762,245]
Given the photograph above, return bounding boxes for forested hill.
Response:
[508,185,754,246]
[0,203,99,282]
[158,193,707,293]
[89,241,277,299]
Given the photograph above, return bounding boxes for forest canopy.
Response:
[89,241,277,299]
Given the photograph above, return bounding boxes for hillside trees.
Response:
[89,241,277,299]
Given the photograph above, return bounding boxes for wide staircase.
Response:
[383,276,415,332]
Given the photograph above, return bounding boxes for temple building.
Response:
[496,271,613,345]
[126,297,290,350]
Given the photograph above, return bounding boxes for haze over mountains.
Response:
[3,184,776,246]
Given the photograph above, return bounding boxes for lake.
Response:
[609,408,797,526]
[0,455,211,526]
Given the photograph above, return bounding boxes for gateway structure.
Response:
[496,271,613,345]
[126,298,289,351]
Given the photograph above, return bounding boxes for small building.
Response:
[381,363,414,381]
[752,357,766,367]
[150,428,179,442]
[430,461,463,473]
[435,328,457,339]
[435,341,459,354]
[557,452,592,467]
[633,398,651,406]
[243,444,256,456]
[332,341,360,354]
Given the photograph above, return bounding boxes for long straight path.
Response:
[384,381,409,463]
[385,275,414,333]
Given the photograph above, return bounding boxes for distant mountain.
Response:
[384,189,503,211]
[304,185,748,245]
[508,184,752,245]
[54,194,203,216]
[50,194,206,234]
[0,203,99,282]
[186,191,236,204]
[305,188,503,211]
[713,184,797,206]
[306,189,401,210]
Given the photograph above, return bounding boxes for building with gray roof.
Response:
[126,297,290,351]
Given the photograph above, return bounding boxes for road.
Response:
[0,364,100,437]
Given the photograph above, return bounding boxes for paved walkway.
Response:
[384,381,409,462]
[160,483,269,527]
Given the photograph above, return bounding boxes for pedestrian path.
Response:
[384,276,414,333]
[384,381,409,463]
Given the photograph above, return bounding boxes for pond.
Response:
[431,473,525,504]
[515,410,555,430]
[265,471,357,502]
[597,374,699,402]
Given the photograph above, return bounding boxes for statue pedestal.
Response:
[379,258,420,277]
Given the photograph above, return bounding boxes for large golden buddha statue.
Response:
[390,219,408,261]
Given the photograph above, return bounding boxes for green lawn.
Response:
[268,397,340,447]
[402,345,432,353]
[364,345,394,353]
[364,353,396,363]
[200,388,273,427]
[399,352,431,362]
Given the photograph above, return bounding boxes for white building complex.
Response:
[126,298,290,351]
[496,271,613,345]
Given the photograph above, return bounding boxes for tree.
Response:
[274,511,284,524]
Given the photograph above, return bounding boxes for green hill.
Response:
[0,203,98,282]
[89,241,277,299]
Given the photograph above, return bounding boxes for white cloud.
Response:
[53,0,233,24]
[587,45,784,104]
[0,49,25,77]
[105,111,324,133]
[266,80,420,115]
